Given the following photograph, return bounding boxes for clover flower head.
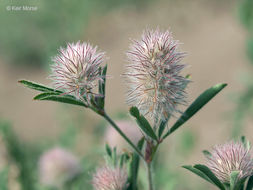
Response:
[206,141,253,183]
[124,28,189,121]
[50,41,106,103]
[92,166,128,190]
[39,147,80,187]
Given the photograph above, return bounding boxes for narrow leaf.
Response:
[129,107,140,118]
[138,116,158,140]
[99,65,107,96]
[202,150,212,158]
[119,154,125,168]
[194,164,225,190]
[34,93,87,107]
[183,165,213,184]
[158,120,167,139]
[163,83,227,138]
[241,136,251,151]
[129,107,158,141]
[105,144,112,158]
[33,92,61,99]
[98,65,107,109]
[127,137,145,190]
[246,175,253,190]
[19,80,62,93]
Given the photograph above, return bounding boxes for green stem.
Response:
[147,162,154,190]
[101,112,144,159]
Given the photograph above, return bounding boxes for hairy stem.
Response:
[147,162,154,190]
[102,112,144,159]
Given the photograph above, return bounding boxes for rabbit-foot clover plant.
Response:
[92,166,128,190]
[19,28,227,190]
[183,137,253,190]
[49,41,106,104]
[92,146,130,190]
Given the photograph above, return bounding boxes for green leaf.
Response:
[246,175,253,190]
[163,83,227,138]
[19,79,88,107]
[158,120,167,139]
[98,65,107,109]
[194,164,225,190]
[230,171,240,190]
[105,144,112,158]
[112,147,117,167]
[19,80,62,93]
[119,153,129,168]
[129,107,158,141]
[241,136,251,151]
[129,107,140,118]
[202,150,212,158]
[34,93,87,107]
[183,165,213,184]
[99,65,107,96]
[127,137,145,190]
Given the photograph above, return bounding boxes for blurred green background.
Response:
[0,0,253,189]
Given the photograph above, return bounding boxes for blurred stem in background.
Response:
[0,121,37,190]
[231,0,253,137]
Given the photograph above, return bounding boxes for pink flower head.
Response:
[50,42,106,103]
[206,141,253,183]
[39,147,81,187]
[92,166,128,190]
[124,28,189,121]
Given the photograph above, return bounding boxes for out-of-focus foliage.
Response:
[231,0,253,137]
[0,0,149,68]
[0,117,202,190]
[239,0,253,31]
[231,75,253,137]
[0,121,38,190]
[0,120,98,190]
[0,168,8,190]
[239,0,253,64]
[246,38,253,64]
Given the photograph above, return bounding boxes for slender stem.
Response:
[102,112,144,159]
[147,162,154,190]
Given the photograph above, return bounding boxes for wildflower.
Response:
[39,147,81,187]
[50,42,106,103]
[206,141,253,183]
[124,28,189,122]
[104,120,142,149]
[92,166,128,190]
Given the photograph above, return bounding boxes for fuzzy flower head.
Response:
[206,141,253,184]
[39,147,81,187]
[124,28,189,121]
[92,166,128,190]
[50,41,106,103]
